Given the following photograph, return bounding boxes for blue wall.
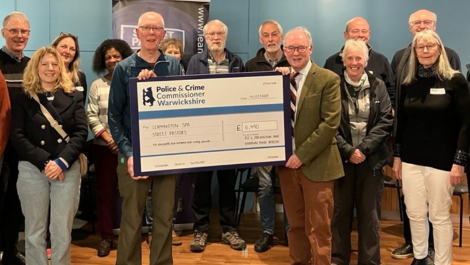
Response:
[1,0,469,83]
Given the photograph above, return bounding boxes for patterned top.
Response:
[87,77,111,146]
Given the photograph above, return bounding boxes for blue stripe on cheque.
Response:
[141,145,285,158]
[139,104,283,119]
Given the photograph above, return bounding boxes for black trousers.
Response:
[0,142,24,254]
[332,161,384,265]
[191,169,237,233]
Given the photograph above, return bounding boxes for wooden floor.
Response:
[68,212,470,265]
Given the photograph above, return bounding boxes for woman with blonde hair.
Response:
[51,32,87,96]
[393,30,470,265]
[10,47,87,265]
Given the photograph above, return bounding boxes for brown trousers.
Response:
[278,166,334,265]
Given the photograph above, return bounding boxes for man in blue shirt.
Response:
[108,11,182,265]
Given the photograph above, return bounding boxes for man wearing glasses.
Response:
[0,11,30,265]
[108,11,183,265]
[275,27,343,265]
[185,19,245,253]
[324,17,395,107]
[390,9,461,265]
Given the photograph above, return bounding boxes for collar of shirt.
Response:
[264,51,283,67]
[2,46,24,62]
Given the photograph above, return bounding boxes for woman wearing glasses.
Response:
[87,39,133,257]
[331,39,393,265]
[52,32,87,97]
[393,30,470,265]
[10,47,87,265]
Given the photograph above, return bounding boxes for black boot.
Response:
[410,257,427,265]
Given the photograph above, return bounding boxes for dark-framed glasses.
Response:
[139,26,164,33]
[4,28,30,36]
[284,46,310,54]
[411,20,435,26]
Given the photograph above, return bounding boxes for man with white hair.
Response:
[108,11,183,265]
[243,19,290,253]
[0,11,31,265]
[276,27,343,265]
[186,19,246,253]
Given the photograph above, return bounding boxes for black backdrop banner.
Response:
[113,0,210,68]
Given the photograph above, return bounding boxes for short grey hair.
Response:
[203,19,228,37]
[403,30,458,84]
[258,20,283,37]
[341,39,369,62]
[283,27,312,46]
[3,11,29,28]
[408,9,437,24]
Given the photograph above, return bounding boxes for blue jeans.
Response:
[257,166,276,235]
[17,160,80,265]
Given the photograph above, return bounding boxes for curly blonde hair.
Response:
[23,47,75,96]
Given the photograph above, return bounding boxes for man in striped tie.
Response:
[275,27,344,265]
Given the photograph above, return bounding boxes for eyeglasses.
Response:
[350,29,370,34]
[4,28,30,36]
[415,43,439,52]
[206,31,226,38]
[284,46,310,54]
[139,26,164,33]
[410,20,435,26]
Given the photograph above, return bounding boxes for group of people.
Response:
[0,7,468,265]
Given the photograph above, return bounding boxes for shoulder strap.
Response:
[32,93,70,143]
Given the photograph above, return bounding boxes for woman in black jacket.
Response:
[331,39,393,265]
[10,47,87,265]
[393,30,470,265]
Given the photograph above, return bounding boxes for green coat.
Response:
[294,61,344,182]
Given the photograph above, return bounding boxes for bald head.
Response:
[344,17,370,43]
[408,9,436,35]
[138,12,165,28]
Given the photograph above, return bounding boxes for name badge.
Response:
[430,88,445,95]
[76,86,84,92]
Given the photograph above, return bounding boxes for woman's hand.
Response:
[392,157,402,180]
[450,164,465,186]
[45,161,63,180]
[106,139,119,155]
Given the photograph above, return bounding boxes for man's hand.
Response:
[275,67,290,75]
[285,154,302,169]
[127,156,149,180]
[137,69,157,80]
[349,149,366,164]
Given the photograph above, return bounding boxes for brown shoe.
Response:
[97,239,112,257]
[172,230,182,246]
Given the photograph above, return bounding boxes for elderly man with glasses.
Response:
[324,17,395,107]
[275,27,343,265]
[185,19,246,254]
[390,9,462,265]
[108,11,183,265]
[0,11,31,265]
